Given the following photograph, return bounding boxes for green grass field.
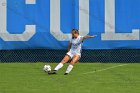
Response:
[0,63,140,93]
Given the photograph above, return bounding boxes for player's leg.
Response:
[54,55,71,71]
[64,55,80,75]
[48,55,71,75]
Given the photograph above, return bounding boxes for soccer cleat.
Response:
[64,73,68,75]
[48,70,57,75]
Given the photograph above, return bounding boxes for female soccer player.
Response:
[48,29,97,75]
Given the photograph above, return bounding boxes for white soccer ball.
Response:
[43,65,51,72]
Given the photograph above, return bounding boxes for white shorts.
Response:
[66,50,81,59]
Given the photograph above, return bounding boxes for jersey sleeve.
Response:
[79,36,84,42]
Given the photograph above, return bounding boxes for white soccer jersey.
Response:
[67,35,83,58]
[70,35,84,52]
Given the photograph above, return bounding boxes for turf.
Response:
[0,63,140,93]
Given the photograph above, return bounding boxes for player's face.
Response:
[71,31,77,38]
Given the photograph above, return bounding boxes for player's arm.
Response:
[68,42,72,51]
[82,35,97,41]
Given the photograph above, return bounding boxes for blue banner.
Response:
[0,0,140,50]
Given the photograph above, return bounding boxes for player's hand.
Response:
[93,35,97,37]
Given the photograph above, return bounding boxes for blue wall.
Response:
[0,0,140,50]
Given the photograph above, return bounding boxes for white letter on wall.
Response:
[79,0,89,36]
[0,0,36,41]
[102,0,139,40]
[50,0,89,41]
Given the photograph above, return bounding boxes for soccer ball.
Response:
[43,65,51,72]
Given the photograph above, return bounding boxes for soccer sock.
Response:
[54,63,63,71]
[65,64,73,74]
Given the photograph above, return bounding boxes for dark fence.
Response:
[0,49,140,63]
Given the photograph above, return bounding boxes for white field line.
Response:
[82,64,128,75]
